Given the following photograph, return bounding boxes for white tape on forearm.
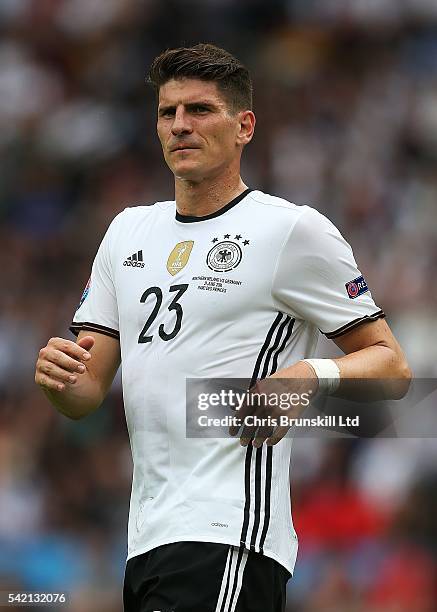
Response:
[302,358,340,395]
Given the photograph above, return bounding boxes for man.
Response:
[35,44,411,612]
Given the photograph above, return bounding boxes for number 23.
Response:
[138,284,188,344]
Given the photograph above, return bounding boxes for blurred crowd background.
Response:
[1,0,437,610]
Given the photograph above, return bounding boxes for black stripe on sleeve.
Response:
[69,321,120,340]
[324,309,385,339]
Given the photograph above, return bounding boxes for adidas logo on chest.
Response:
[123,250,145,268]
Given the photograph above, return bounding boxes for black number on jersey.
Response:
[138,284,189,344]
[158,284,188,341]
[138,286,162,344]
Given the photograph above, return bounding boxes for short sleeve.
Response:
[69,214,122,340]
[272,207,385,338]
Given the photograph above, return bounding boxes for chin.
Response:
[172,163,204,182]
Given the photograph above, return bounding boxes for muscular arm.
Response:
[333,318,411,399]
[332,318,411,380]
[36,331,121,420]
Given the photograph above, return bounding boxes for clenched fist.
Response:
[35,335,95,392]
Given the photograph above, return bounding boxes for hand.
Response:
[229,362,318,447]
[35,336,95,392]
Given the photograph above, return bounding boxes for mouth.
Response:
[170,146,199,153]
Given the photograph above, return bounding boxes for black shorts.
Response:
[123,541,290,612]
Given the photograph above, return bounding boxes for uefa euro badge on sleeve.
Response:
[77,276,91,310]
[345,275,369,299]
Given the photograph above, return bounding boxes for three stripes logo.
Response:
[239,312,295,556]
[123,250,145,268]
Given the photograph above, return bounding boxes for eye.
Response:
[159,108,175,118]
[192,105,209,114]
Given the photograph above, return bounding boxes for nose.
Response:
[171,107,193,136]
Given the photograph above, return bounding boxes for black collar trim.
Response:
[175,188,252,223]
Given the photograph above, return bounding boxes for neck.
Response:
[175,171,247,217]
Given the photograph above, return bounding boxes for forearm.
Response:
[333,343,411,380]
[333,344,411,400]
[36,333,121,420]
[274,345,411,401]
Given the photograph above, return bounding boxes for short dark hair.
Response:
[147,43,252,113]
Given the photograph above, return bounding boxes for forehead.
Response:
[158,78,226,107]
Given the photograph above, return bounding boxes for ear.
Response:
[236,111,256,146]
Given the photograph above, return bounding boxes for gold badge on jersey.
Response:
[167,241,194,275]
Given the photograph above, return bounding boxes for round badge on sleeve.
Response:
[346,282,359,298]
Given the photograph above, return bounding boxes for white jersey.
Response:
[70,189,383,574]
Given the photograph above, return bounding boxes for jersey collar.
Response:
[175,188,252,223]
